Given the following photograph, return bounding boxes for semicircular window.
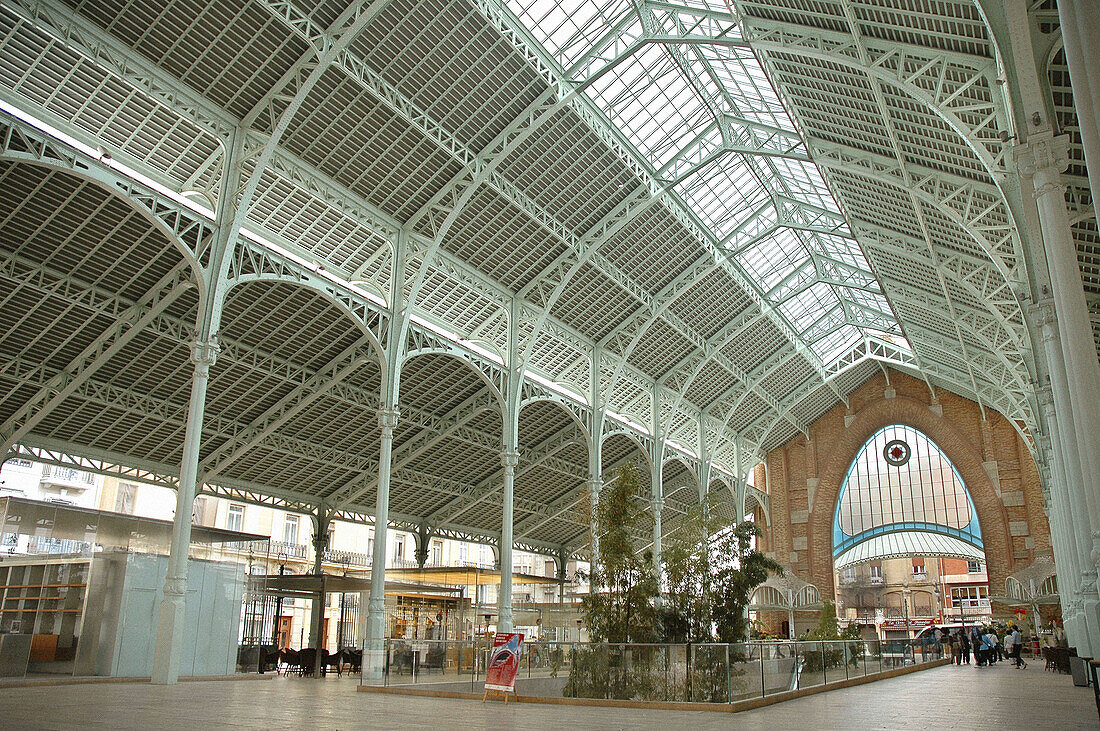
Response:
[833,425,982,565]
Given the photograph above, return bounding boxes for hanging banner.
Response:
[484,632,524,692]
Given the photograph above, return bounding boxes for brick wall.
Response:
[756,368,1049,618]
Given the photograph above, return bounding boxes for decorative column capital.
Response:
[163,576,188,597]
[378,407,399,432]
[190,337,220,372]
[1015,132,1071,178]
[500,450,519,469]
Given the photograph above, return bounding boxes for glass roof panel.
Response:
[503,0,904,368]
[780,281,838,333]
[739,228,806,291]
[676,155,771,239]
[507,0,635,70]
[811,323,863,364]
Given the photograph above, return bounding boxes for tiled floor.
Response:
[0,662,1093,729]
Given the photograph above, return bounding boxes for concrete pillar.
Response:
[1018,135,1100,590]
[151,338,219,685]
[364,407,398,677]
[498,450,518,633]
[309,507,330,676]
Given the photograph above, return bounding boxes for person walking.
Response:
[950,630,962,665]
[1010,627,1027,669]
[960,628,971,665]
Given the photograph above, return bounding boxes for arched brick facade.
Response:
[757,369,1049,617]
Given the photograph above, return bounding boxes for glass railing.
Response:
[359,637,945,702]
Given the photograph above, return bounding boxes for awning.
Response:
[382,566,561,586]
[250,572,462,599]
[834,531,984,569]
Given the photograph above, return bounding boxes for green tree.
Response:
[711,520,783,643]
[801,600,863,672]
[581,462,659,643]
[658,498,781,644]
[659,500,717,643]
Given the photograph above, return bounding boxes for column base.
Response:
[1079,596,1100,657]
[151,583,187,685]
[1064,611,1086,656]
[363,645,386,680]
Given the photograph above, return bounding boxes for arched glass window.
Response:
[833,425,982,563]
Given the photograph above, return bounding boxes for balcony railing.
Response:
[324,547,372,567]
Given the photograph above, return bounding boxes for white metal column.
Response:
[364,406,398,676]
[1037,304,1100,651]
[1018,134,1100,592]
[150,338,219,684]
[1038,387,1092,654]
[309,507,330,676]
[498,449,518,633]
[1055,0,1100,209]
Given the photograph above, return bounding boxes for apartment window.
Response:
[458,542,468,564]
[284,515,299,546]
[869,564,883,579]
[911,557,926,577]
[393,535,404,564]
[430,539,442,567]
[367,529,374,559]
[967,560,982,574]
[227,504,244,532]
[841,566,857,581]
[115,483,137,514]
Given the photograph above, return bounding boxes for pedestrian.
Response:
[960,628,971,664]
[950,630,962,665]
[1010,627,1027,669]
[984,629,999,665]
[972,627,985,666]
[1003,625,1016,665]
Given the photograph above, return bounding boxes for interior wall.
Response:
[756,369,1050,617]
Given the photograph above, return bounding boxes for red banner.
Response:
[485,632,524,692]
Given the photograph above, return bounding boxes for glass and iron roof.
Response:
[506,0,903,368]
[0,0,1088,555]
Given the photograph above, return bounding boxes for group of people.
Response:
[932,625,1028,669]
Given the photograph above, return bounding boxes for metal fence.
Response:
[360,637,942,702]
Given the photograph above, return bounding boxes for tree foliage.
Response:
[581,462,659,643]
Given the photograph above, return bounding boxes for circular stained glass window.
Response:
[883,439,910,467]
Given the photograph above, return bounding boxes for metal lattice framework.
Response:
[0,0,1095,561]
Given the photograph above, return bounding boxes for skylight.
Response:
[503,0,907,368]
